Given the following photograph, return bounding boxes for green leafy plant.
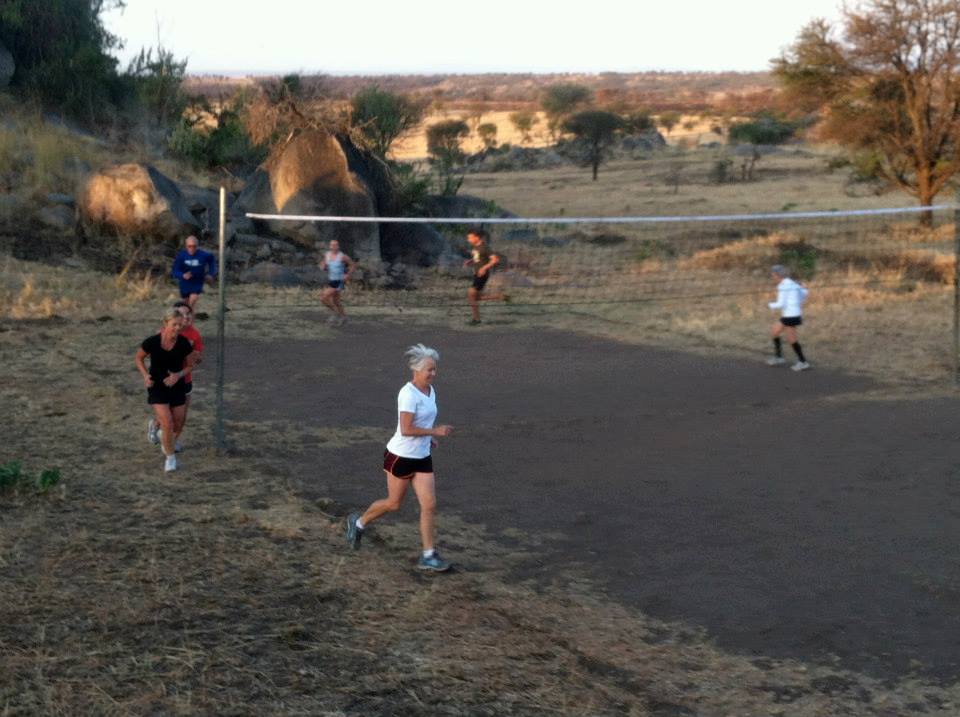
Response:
[0,460,62,495]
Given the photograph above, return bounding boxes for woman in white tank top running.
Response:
[319,239,355,326]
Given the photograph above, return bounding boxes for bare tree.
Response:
[773,0,960,217]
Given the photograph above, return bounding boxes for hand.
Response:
[477,268,487,277]
[163,370,181,387]
[183,271,193,280]
[143,374,154,388]
[205,275,215,284]
[433,425,453,437]
[431,438,438,449]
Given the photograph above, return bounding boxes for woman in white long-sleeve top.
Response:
[766,264,810,371]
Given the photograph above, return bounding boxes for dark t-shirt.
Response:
[141,334,193,386]
[471,244,493,275]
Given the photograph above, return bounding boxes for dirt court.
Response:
[228,315,960,683]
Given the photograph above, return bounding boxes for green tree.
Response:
[350,85,427,158]
[541,83,593,140]
[509,110,539,144]
[426,119,469,196]
[623,111,654,135]
[0,0,127,122]
[477,122,498,150]
[125,44,188,128]
[728,113,798,145]
[563,110,624,180]
[658,111,681,136]
[773,0,960,215]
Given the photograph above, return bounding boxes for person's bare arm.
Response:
[398,412,452,437]
[344,254,357,281]
[163,351,199,387]
[477,253,500,277]
[135,348,153,388]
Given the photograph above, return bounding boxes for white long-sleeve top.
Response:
[768,278,808,317]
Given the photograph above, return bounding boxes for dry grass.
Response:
[2,280,959,714]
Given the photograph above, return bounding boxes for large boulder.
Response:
[78,164,200,242]
[234,129,379,258]
[380,223,448,267]
[0,41,13,88]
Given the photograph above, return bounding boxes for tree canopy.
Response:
[773,0,960,209]
[563,110,623,180]
[350,85,427,159]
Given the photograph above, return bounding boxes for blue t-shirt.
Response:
[171,249,217,295]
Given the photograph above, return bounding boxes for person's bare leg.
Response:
[360,472,411,526]
[171,403,187,440]
[784,326,797,344]
[770,321,784,339]
[411,472,437,552]
[468,287,481,321]
[153,404,175,456]
[332,292,346,318]
[187,293,200,311]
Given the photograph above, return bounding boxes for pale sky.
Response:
[103,0,845,76]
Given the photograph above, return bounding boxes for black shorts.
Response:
[328,280,344,291]
[780,316,803,327]
[180,289,202,299]
[148,384,187,407]
[183,383,193,396]
[471,273,490,291]
[383,450,433,479]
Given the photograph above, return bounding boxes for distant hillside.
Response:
[184,71,779,114]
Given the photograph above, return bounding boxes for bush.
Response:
[0,460,61,495]
[709,157,733,184]
[169,111,265,174]
[778,241,817,279]
[390,162,431,215]
[728,113,798,145]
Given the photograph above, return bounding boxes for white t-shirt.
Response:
[385,382,437,459]
[769,278,808,318]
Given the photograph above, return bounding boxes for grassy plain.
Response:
[2,142,959,713]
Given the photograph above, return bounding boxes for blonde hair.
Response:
[405,343,439,371]
[161,307,182,326]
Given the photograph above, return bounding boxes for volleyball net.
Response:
[238,205,957,313]
[204,204,959,451]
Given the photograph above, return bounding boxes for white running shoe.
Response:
[791,361,811,372]
[164,455,177,472]
[147,418,159,444]
[766,356,787,366]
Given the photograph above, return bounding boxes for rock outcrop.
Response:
[78,164,200,242]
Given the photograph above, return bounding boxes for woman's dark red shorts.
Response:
[383,450,433,479]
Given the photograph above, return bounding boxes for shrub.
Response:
[728,113,798,145]
[0,460,61,495]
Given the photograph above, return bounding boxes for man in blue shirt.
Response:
[171,235,217,310]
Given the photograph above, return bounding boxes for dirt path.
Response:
[226,316,960,682]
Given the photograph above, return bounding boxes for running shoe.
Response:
[467,318,482,326]
[766,356,787,366]
[346,512,363,549]
[164,455,177,473]
[791,361,811,372]
[417,551,451,572]
[147,418,159,444]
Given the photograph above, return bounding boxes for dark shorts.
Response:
[183,383,193,396]
[383,450,433,479]
[471,273,490,291]
[148,384,187,407]
[780,316,803,327]
[180,288,202,299]
[328,280,344,291]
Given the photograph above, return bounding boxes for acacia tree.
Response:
[477,122,498,150]
[426,119,470,195]
[541,83,592,140]
[509,110,539,144]
[773,0,960,215]
[350,85,427,159]
[563,110,623,180]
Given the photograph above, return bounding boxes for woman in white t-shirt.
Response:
[346,344,454,571]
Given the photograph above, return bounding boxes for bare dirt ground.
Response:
[3,296,960,715]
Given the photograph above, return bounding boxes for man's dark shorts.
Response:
[780,316,803,327]
[471,273,490,291]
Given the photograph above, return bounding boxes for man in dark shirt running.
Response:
[464,228,508,325]
[171,235,217,311]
